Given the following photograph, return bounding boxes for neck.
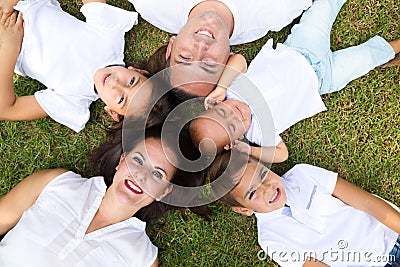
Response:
[86,189,141,234]
[188,0,234,37]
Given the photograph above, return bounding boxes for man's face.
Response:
[166,11,231,97]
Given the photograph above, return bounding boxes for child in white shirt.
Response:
[0,0,156,132]
[189,0,400,163]
[208,151,400,266]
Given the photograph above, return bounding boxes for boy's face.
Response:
[94,66,153,121]
[230,159,287,215]
[191,99,252,152]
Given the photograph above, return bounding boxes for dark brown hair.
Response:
[92,124,211,222]
[207,150,248,207]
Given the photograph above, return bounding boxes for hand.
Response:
[204,97,221,110]
[0,11,24,54]
[204,86,227,110]
[0,0,19,25]
[231,140,251,155]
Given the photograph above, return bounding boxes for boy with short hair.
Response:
[208,151,400,267]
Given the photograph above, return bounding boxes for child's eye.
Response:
[118,96,125,104]
[132,156,143,166]
[228,124,235,133]
[249,190,256,200]
[260,170,267,181]
[128,77,136,87]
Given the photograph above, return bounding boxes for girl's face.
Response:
[94,66,153,119]
[192,99,252,152]
[230,159,287,214]
[111,138,177,208]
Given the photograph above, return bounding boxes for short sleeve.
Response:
[81,2,138,32]
[291,164,338,194]
[34,89,92,132]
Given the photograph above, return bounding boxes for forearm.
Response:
[249,145,288,163]
[0,48,18,113]
[333,177,400,234]
[217,54,247,89]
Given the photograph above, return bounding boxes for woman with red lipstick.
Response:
[208,151,400,267]
[0,0,162,132]
[0,125,206,266]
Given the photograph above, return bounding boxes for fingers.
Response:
[16,10,23,26]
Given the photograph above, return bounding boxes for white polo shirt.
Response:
[255,164,398,267]
[0,171,157,267]
[14,0,137,132]
[128,0,312,45]
[226,39,327,147]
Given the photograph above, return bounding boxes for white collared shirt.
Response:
[14,0,138,132]
[226,40,327,147]
[0,172,157,267]
[128,0,312,45]
[255,164,398,267]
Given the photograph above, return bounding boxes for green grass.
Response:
[1,0,399,266]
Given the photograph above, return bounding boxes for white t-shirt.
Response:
[14,0,138,132]
[255,164,398,267]
[128,0,312,45]
[226,39,327,147]
[0,171,157,267]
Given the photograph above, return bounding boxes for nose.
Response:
[108,76,124,91]
[133,171,146,183]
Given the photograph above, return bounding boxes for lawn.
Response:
[0,0,399,266]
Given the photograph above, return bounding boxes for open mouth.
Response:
[269,188,281,203]
[196,27,214,39]
[102,73,111,86]
[124,179,143,194]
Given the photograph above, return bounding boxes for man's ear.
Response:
[104,106,120,122]
[166,36,176,61]
[127,66,149,75]
[232,206,254,216]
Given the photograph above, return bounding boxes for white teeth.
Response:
[127,180,142,193]
[197,30,213,38]
[269,189,278,203]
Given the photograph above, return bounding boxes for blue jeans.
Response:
[283,0,395,95]
[385,235,400,267]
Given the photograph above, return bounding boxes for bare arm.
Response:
[232,140,289,163]
[150,256,158,267]
[0,12,48,120]
[333,177,400,234]
[205,53,247,108]
[302,258,329,267]
[0,169,68,234]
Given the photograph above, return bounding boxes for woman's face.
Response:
[94,66,153,119]
[111,138,177,208]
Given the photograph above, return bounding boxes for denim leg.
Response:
[326,36,395,94]
[385,235,400,266]
[284,0,347,60]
